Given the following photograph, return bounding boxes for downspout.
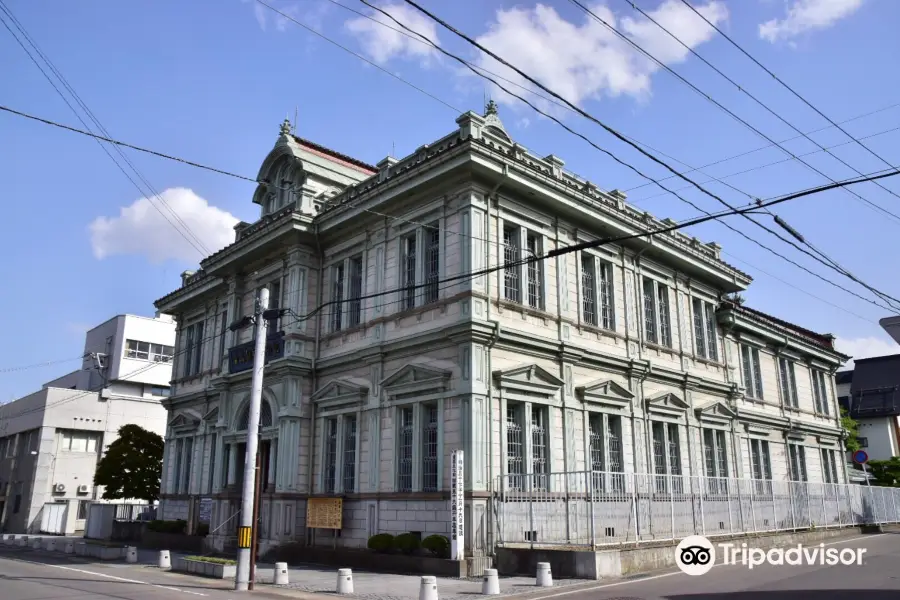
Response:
[632,247,651,480]
[485,177,503,556]
[306,222,324,545]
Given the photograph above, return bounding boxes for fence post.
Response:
[805,482,812,528]
[771,481,777,530]
[669,476,675,540]
[789,482,796,529]
[528,475,535,550]
[821,484,828,528]
[749,480,757,532]
[698,476,705,536]
[631,473,639,543]
[726,477,734,534]
[588,471,595,550]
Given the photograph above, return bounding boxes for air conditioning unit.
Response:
[53,483,66,493]
[76,484,89,494]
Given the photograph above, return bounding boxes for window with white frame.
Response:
[331,263,344,333]
[821,448,839,484]
[323,418,338,493]
[741,344,764,400]
[401,233,417,310]
[748,438,773,495]
[788,443,808,482]
[506,404,524,490]
[702,428,728,494]
[347,256,363,328]
[182,321,204,378]
[125,340,174,362]
[342,416,357,493]
[265,280,282,333]
[60,430,101,453]
[424,223,440,304]
[531,406,549,490]
[588,413,624,492]
[503,224,544,309]
[651,421,682,493]
[778,357,800,408]
[692,298,718,361]
[397,407,414,492]
[642,277,672,347]
[422,405,439,492]
[581,253,615,330]
[811,370,831,416]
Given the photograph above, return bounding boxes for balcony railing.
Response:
[228,331,285,374]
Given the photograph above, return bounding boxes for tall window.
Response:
[265,280,281,333]
[397,407,414,492]
[424,223,440,304]
[811,370,831,416]
[642,278,672,347]
[526,233,543,309]
[588,413,624,492]
[531,407,548,490]
[342,416,357,493]
[692,298,718,361]
[331,263,344,333]
[788,444,808,482]
[581,253,615,330]
[182,321,204,378]
[503,226,521,303]
[741,345,764,400]
[651,422,682,493]
[402,234,417,310]
[749,439,773,495]
[323,418,338,494]
[181,438,193,494]
[422,405,439,492]
[506,405,524,490]
[778,358,800,408]
[821,448,839,484]
[217,304,228,369]
[347,256,363,328]
[702,429,728,494]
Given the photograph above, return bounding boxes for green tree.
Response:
[840,408,861,452]
[867,457,900,487]
[93,424,164,502]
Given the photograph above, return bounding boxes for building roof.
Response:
[836,370,854,385]
[291,135,377,174]
[724,301,843,353]
[847,353,900,418]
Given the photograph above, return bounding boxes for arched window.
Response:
[236,400,273,431]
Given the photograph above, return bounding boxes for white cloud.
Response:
[245,0,331,33]
[345,2,441,67]
[89,188,239,264]
[759,0,864,43]
[466,1,727,111]
[835,335,899,370]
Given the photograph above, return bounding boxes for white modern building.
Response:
[0,314,174,534]
[154,105,872,559]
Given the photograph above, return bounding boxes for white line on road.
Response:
[523,533,887,600]
[4,557,209,596]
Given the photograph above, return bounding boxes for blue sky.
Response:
[2,0,899,399]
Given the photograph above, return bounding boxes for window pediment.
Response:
[202,406,219,422]
[577,379,634,409]
[494,364,564,400]
[695,401,736,427]
[311,377,369,410]
[381,363,452,401]
[645,392,689,417]
[169,411,201,433]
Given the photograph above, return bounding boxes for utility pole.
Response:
[235,287,269,591]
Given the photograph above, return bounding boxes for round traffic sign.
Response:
[853,450,869,464]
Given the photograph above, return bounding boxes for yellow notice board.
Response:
[307,497,343,529]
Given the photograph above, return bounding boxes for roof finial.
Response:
[280,116,292,137]
[485,97,498,117]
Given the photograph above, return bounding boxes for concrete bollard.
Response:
[273,562,289,585]
[536,563,553,587]
[125,546,138,564]
[482,568,500,595]
[64,541,74,554]
[30,538,41,549]
[158,550,171,569]
[46,539,56,552]
[419,575,438,600]
[336,568,354,594]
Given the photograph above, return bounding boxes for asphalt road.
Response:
[520,531,900,600]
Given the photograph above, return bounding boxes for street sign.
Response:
[853,450,869,465]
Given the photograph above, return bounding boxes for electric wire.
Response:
[0,354,89,375]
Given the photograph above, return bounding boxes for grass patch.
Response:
[184,556,236,565]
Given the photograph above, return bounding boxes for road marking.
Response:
[522,533,887,600]
[4,557,208,596]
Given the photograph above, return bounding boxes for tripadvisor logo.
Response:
[675,535,868,576]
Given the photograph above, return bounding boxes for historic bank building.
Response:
[154,103,849,558]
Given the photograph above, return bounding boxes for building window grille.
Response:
[424,224,440,304]
[531,407,548,491]
[749,438,773,495]
[503,226,520,302]
[331,264,344,333]
[506,405,524,490]
[402,234,417,310]
[348,256,363,328]
[342,416,357,493]
[397,407,414,492]
[741,345,764,400]
[324,418,338,493]
[526,233,543,309]
[422,405,439,492]
[652,422,682,493]
[581,253,597,326]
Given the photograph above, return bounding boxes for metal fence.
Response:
[113,503,157,522]
[494,471,900,548]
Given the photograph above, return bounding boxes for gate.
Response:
[40,502,68,534]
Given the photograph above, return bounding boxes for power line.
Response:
[679,0,900,185]
[0,354,88,375]
[571,0,900,224]
[374,0,900,312]
[0,3,211,258]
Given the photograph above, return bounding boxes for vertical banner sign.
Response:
[450,450,464,560]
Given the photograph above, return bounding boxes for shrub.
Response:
[394,532,421,555]
[185,555,236,565]
[147,520,187,534]
[367,533,395,553]
[422,534,450,558]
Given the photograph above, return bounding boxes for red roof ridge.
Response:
[292,135,377,174]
